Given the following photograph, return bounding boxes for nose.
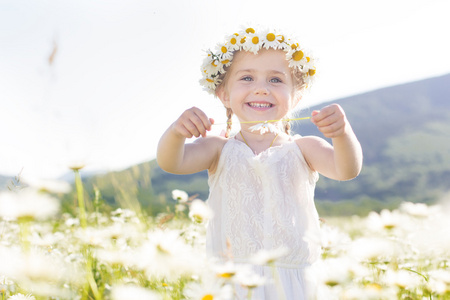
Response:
[254,81,269,95]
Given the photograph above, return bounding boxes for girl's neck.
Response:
[237,130,283,154]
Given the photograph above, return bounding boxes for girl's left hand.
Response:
[311,104,349,139]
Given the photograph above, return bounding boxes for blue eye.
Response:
[270,77,282,83]
[241,76,253,81]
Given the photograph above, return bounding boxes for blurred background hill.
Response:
[2,73,449,216]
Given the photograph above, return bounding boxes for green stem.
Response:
[74,169,87,229]
[247,288,253,300]
[213,117,311,125]
[270,264,286,300]
[19,218,31,252]
[86,254,102,300]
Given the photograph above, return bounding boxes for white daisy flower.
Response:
[261,29,280,50]
[22,177,71,194]
[250,246,289,265]
[189,199,214,224]
[234,266,266,289]
[248,122,280,135]
[171,189,189,203]
[226,33,241,51]
[0,190,59,221]
[215,44,233,60]
[199,76,221,93]
[276,34,290,50]
[111,284,161,300]
[399,201,435,218]
[287,48,308,70]
[243,33,262,54]
[135,229,202,279]
[8,294,36,300]
[184,276,233,300]
[202,58,224,76]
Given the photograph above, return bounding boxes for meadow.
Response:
[0,170,449,300]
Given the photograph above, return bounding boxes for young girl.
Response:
[157,27,363,299]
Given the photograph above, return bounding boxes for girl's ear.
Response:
[216,85,231,108]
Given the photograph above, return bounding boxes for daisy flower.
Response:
[184,276,233,300]
[8,294,36,300]
[250,246,289,265]
[261,29,280,49]
[171,189,189,203]
[248,122,280,135]
[224,33,240,51]
[243,32,262,54]
[22,176,71,194]
[202,58,224,76]
[215,44,233,60]
[234,266,266,289]
[0,190,59,221]
[200,76,221,94]
[287,48,308,70]
[111,284,161,300]
[189,199,214,224]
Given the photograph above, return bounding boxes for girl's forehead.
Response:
[231,49,290,72]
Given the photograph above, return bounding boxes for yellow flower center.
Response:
[246,28,255,34]
[292,50,304,61]
[291,43,299,50]
[277,35,285,43]
[306,57,311,62]
[266,33,276,41]
[202,295,214,300]
[240,37,246,44]
[252,36,259,44]
[211,61,217,67]
[308,69,316,76]
[218,272,235,278]
[221,46,227,53]
[206,78,214,83]
[221,59,230,64]
[230,37,237,45]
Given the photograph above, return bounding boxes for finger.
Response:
[189,114,209,137]
[190,108,213,133]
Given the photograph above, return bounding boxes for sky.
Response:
[0,0,449,180]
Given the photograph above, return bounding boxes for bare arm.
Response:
[157,107,222,174]
[299,104,363,181]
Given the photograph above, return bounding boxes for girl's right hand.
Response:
[171,107,214,138]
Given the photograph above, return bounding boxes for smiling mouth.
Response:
[247,102,273,108]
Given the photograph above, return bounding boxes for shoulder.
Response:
[192,134,228,149]
[294,135,333,171]
[191,135,229,174]
[294,135,330,149]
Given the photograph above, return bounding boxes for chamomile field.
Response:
[0,170,449,300]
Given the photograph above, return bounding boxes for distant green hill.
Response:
[71,73,450,216]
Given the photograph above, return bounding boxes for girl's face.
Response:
[217,49,299,128]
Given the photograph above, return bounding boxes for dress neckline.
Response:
[231,135,296,157]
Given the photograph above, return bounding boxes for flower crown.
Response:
[199,27,317,94]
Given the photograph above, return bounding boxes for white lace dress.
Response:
[206,136,321,300]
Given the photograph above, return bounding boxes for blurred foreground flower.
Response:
[111,284,161,300]
[8,293,36,300]
[22,177,71,194]
[250,246,289,265]
[0,190,59,221]
[184,276,233,300]
[172,189,189,203]
[189,199,214,224]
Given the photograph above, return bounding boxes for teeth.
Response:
[249,103,272,108]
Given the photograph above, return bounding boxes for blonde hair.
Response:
[215,50,307,138]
